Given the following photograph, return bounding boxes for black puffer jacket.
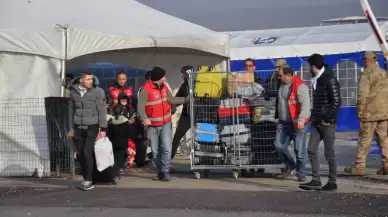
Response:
[311,66,341,125]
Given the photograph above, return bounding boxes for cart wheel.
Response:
[203,169,209,178]
[194,172,201,179]
[233,171,239,179]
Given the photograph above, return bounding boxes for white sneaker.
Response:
[81,181,95,191]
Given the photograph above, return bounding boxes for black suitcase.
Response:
[193,151,225,166]
[194,142,225,153]
[193,97,220,124]
[92,165,116,184]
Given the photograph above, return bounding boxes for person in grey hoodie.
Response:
[274,66,310,182]
[69,71,107,191]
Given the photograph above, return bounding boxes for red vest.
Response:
[143,80,171,126]
[108,85,133,107]
[288,76,310,127]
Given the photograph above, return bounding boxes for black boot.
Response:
[321,182,337,191]
[299,180,322,191]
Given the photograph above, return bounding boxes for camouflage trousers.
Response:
[356,121,388,170]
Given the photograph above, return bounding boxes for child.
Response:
[109,92,138,177]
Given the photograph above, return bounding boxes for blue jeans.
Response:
[147,122,172,173]
[275,121,308,178]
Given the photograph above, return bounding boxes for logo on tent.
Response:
[253,37,279,45]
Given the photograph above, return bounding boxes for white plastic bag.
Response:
[94,137,114,172]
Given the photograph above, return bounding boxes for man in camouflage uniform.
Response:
[344,51,388,176]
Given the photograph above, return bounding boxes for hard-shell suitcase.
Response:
[193,97,220,123]
[194,66,226,98]
[219,114,251,125]
[221,133,251,146]
[194,142,224,153]
[218,98,251,125]
[221,124,250,134]
[227,145,253,165]
[194,151,225,165]
[195,130,220,143]
[196,123,218,133]
[221,124,251,145]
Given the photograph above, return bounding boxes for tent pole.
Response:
[57,24,69,97]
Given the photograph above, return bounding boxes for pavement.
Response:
[1,137,388,217]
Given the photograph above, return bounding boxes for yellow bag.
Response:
[194,65,226,98]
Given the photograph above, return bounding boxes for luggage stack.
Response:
[193,123,225,166]
[191,67,281,169]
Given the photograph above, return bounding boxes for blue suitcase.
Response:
[196,123,218,132]
[195,130,220,143]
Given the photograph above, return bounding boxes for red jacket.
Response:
[142,80,171,126]
[108,83,133,107]
[288,76,310,127]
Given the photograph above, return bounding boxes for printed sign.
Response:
[252,37,279,45]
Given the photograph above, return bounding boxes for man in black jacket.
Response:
[299,54,341,191]
[171,65,194,159]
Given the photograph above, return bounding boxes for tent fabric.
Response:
[0,0,230,59]
[226,22,388,60]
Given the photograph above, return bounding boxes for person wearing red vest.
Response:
[137,66,188,181]
[107,72,134,108]
[274,65,311,182]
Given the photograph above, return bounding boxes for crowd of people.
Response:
[67,51,388,192]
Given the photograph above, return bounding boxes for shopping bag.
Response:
[94,137,115,172]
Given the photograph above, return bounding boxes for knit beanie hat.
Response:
[150,66,166,81]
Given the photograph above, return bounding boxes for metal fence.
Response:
[0,97,74,178]
[188,71,283,179]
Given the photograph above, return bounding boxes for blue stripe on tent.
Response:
[230,51,386,132]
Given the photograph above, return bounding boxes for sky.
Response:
[138,0,388,31]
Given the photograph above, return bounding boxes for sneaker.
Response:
[321,182,337,191]
[344,167,365,176]
[277,166,295,179]
[297,176,307,182]
[160,173,171,182]
[81,181,95,191]
[120,169,125,175]
[299,180,322,191]
[111,177,118,185]
[152,173,163,181]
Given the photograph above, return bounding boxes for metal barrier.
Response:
[0,98,74,178]
[188,71,283,179]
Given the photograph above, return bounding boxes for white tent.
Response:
[226,22,387,60]
[0,0,229,177]
[0,0,230,98]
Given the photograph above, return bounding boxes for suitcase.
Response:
[218,99,251,125]
[221,133,251,146]
[218,98,251,118]
[227,72,255,97]
[193,97,220,123]
[221,124,250,135]
[194,66,226,98]
[227,145,253,165]
[194,151,225,165]
[92,165,116,184]
[196,123,219,133]
[195,130,220,143]
[194,142,224,153]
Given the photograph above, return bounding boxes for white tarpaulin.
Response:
[0,0,229,177]
[226,22,388,60]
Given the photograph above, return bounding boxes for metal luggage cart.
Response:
[188,71,284,179]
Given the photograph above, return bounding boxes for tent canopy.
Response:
[0,0,229,59]
[225,22,388,60]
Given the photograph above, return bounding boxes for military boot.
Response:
[344,167,366,176]
[376,168,388,175]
